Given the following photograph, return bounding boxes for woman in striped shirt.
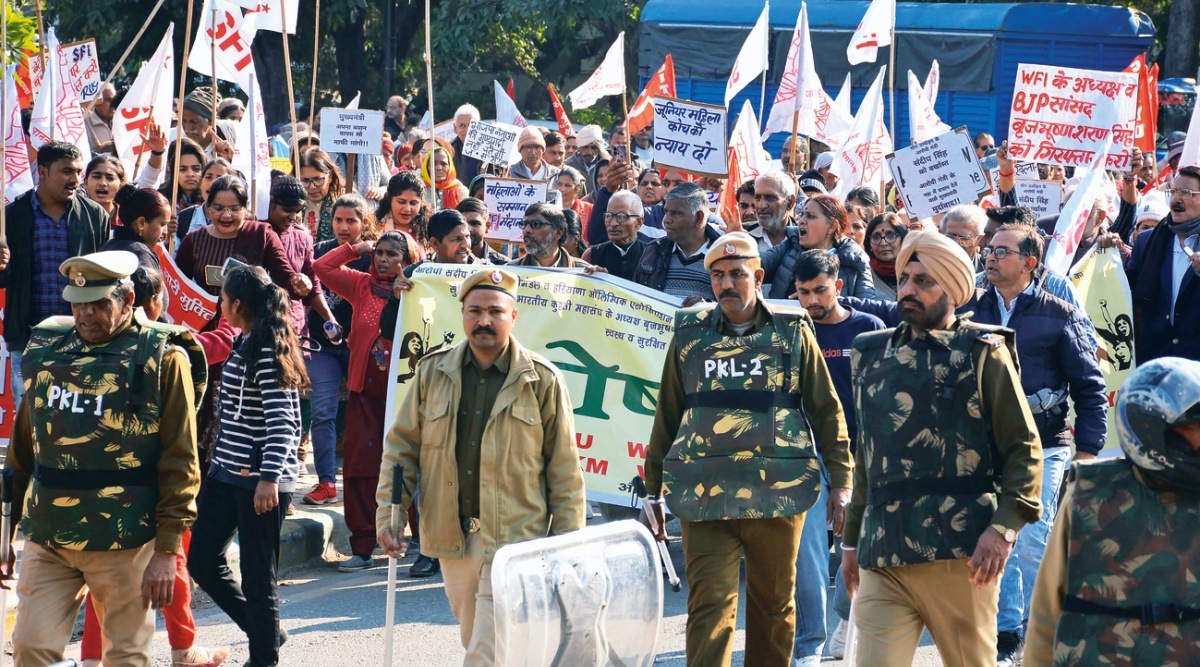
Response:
[188,265,308,667]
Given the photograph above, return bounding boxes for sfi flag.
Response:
[547,85,575,137]
[628,55,676,136]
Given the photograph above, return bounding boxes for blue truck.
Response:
[638,0,1157,156]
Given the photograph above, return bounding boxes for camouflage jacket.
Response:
[846,318,1043,569]
[651,301,852,522]
[13,312,205,552]
[1043,460,1200,666]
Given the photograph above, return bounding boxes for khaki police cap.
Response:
[458,268,519,302]
[59,251,140,304]
[703,231,760,270]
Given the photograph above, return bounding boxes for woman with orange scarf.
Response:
[420,137,468,211]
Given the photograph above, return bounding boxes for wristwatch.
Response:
[990,523,1017,544]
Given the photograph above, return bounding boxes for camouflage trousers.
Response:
[855,559,999,667]
[680,514,805,667]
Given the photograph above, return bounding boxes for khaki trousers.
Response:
[680,515,805,667]
[439,531,496,666]
[14,541,156,667]
[854,559,999,667]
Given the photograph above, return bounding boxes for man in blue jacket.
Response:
[976,223,1108,665]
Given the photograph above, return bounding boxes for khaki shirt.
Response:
[375,338,585,563]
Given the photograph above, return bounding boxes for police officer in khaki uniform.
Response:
[841,231,1042,667]
[643,232,853,667]
[1,251,206,667]
[376,268,585,666]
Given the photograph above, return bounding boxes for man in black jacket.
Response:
[581,190,646,281]
[0,141,110,404]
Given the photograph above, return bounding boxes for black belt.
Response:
[684,390,803,413]
[34,465,158,490]
[1063,595,1200,625]
[867,476,999,505]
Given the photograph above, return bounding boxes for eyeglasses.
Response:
[946,232,977,244]
[603,212,641,224]
[522,219,552,230]
[1167,188,1199,199]
[519,145,545,152]
[869,231,899,245]
[301,176,328,187]
[980,246,1029,260]
[208,204,245,216]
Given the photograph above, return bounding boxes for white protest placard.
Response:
[462,120,521,167]
[652,96,727,177]
[886,127,989,220]
[432,119,457,144]
[1006,64,1138,169]
[32,39,101,102]
[483,176,547,242]
[319,107,385,155]
[1013,179,1063,219]
[988,161,1039,191]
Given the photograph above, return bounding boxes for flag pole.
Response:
[2,0,8,244]
[171,0,197,254]
[307,0,320,145]
[888,1,896,142]
[80,0,169,120]
[622,93,631,167]
[33,0,45,79]
[758,0,769,130]
[422,0,436,213]
[789,111,799,176]
[279,0,301,175]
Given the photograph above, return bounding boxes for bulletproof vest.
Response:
[850,321,1015,569]
[661,304,821,522]
[1053,459,1200,666]
[20,312,207,551]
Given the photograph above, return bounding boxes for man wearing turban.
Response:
[839,231,1044,667]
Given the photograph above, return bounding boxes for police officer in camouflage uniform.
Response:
[643,232,853,667]
[840,231,1043,667]
[1024,357,1200,666]
[0,251,206,667]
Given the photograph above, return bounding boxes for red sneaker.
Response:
[303,482,338,505]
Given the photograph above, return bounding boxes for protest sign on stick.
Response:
[483,177,547,243]
[988,160,1038,193]
[652,96,727,177]
[319,108,385,155]
[462,120,521,167]
[1006,64,1138,169]
[1013,179,1062,219]
[153,246,219,333]
[885,127,988,220]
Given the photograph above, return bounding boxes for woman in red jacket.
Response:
[314,195,420,572]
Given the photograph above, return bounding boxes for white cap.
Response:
[813,152,834,171]
[1137,192,1169,222]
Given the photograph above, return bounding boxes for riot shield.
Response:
[491,520,663,666]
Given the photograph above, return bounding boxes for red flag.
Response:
[718,146,743,232]
[628,55,676,136]
[547,84,575,137]
[153,245,219,333]
[505,77,516,102]
[1124,54,1158,154]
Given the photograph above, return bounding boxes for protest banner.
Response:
[319,107,385,155]
[153,245,219,333]
[31,39,100,103]
[885,127,988,220]
[652,96,727,177]
[188,0,256,92]
[1012,179,1062,219]
[385,265,682,508]
[1069,246,1135,455]
[462,119,521,167]
[988,160,1039,193]
[1006,63,1138,169]
[483,176,547,243]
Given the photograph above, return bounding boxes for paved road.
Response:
[58,517,945,666]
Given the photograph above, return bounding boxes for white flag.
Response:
[345,92,361,110]
[1178,96,1200,171]
[907,70,949,144]
[232,71,272,220]
[833,72,853,118]
[923,60,941,105]
[3,65,34,204]
[764,3,816,136]
[568,32,626,110]
[731,100,769,181]
[112,26,176,181]
[846,0,894,66]
[1046,147,1110,276]
[189,0,257,92]
[233,0,298,34]
[29,30,91,164]
[417,110,432,133]
[494,80,527,128]
[830,67,891,194]
[725,2,770,108]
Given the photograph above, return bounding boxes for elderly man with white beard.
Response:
[751,172,796,293]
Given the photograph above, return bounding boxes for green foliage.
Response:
[2,3,39,70]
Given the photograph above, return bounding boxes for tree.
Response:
[1162,0,1199,78]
